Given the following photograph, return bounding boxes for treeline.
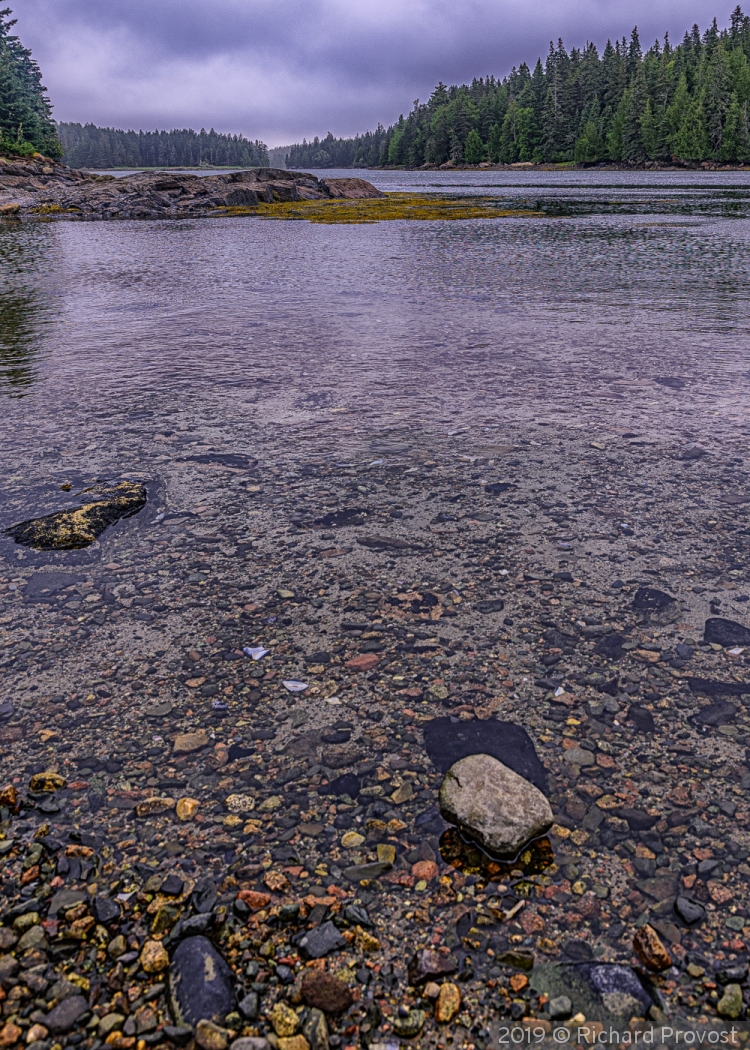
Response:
[58,124,269,169]
[287,7,750,167]
[0,8,61,158]
[286,126,390,168]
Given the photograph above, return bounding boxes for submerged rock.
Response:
[439,753,553,857]
[6,481,146,549]
[169,936,234,1027]
[424,717,548,793]
[632,586,681,624]
[704,617,750,647]
[531,963,654,1024]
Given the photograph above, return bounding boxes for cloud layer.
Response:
[11,0,728,146]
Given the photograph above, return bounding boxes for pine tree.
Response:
[0,8,60,157]
[464,127,484,163]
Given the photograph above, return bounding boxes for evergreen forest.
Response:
[57,124,269,169]
[0,8,61,158]
[286,7,750,168]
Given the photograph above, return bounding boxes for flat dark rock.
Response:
[675,896,706,925]
[632,587,679,623]
[407,948,459,985]
[687,677,750,697]
[627,706,656,733]
[191,877,218,914]
[531,963,653,1024]
[168,935,234,1027]
[594,634,627,659]
[691,700,738,727]
[24,571,80,599]
[5,481,147,551]
[485,482,515,494]
[613,807,658,831]
[45,994,89,1034]
[704,617,750,647]
[633,586,676,612]
[298,920,347,959]
[315,508,369,527]
[358,534,414,550]
[184,453,258,469]
[92,896,120,924]
[475,598,505,613]
[423,716,548,793]
[342,861,392,882]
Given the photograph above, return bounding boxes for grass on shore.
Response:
[219,193,543,224]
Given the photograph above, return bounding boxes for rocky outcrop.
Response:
[5,481,147,550]
[0,158,383,221]
[439,752,553,857]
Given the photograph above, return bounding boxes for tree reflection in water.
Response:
[0,224,54,397]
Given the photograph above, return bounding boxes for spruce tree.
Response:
[0,8,60,157]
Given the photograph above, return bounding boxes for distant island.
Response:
[286,7,750,168]
[57,124,269,170]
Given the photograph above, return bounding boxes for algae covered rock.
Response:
[439,752,553,857]
[5,480,147,549]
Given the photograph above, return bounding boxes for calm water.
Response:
[3,169,750,478]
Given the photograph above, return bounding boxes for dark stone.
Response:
[716,965,748,985]
[531,963,654,1024]
[632,587,680,625]
[227,743,254,761]
[92,896,120,924]
[675,896,706,925]
[687,677,750,697]
[192,877,218,913]
[184,453,258,469]
[321,730,351,744]
[407,949,459,985]
[594,635,627,660]
[45,994,89,1034]
[0,702,13,721]
[48,889,86,917]
[24,572,80,599]
[691,700,738,727]
[6,481,147,551]
[633,587,677,614]
[163,1026,194,1046]
[676,643,694,660]
[627,706,656,733]
[614,808,658,832]
[476,598,505,614]
[562,940,593,962]
[485,482,515,494]
[298,921,347,959]
[161,874,184,896]
[704,618,750,647]
[168,935,234,1026]
[342,861,392,882]
[238,991,259,1020]
[301,969,354,1013]
[423,716,548,793]
[319,773,360,798]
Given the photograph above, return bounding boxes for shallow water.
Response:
[3,171,750,1035]
[3,170,750,438]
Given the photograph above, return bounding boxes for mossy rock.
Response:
[5,481,147,550]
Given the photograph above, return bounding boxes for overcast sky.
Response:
[10,0,731,147]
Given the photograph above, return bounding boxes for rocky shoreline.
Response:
[0,159,383,221]
[2,421,750,1048]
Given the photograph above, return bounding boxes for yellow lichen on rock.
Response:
[5,481,147,550]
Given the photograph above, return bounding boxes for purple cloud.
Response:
[11,0,729,146]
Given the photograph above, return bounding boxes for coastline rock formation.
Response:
[0,157,384,220]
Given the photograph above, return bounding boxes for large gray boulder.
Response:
[439,752,553,857]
